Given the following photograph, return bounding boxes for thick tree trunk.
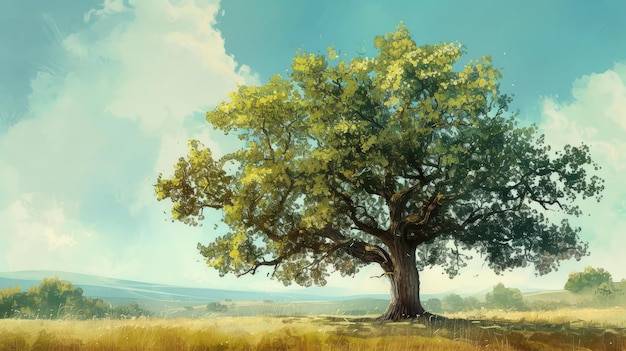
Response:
[380,244,426,321]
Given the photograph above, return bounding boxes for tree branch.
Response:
[241,224,394,279]
[330,187,390,242]
[319,225,393,271]
[388,182,422,222]
[395,191,443,237]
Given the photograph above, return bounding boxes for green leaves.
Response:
[564,266,613,293]
[485,283,526,311]
[155,22,603,287]
[155,140,233,226]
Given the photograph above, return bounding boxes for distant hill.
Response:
[1,270,585,318]
[0,270,393,304]
[522,289,581,303]
[0,270,514,306]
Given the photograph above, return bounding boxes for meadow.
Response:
[1,305,625,351]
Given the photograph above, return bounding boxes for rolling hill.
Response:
[1,270,592,318]
[0,270,392,304]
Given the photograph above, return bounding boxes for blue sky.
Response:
[1,0,625,296]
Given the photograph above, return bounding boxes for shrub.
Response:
[463,296,481,311]
[485,283,526,311]
[206,302,228,312]
[441,293,464,313]
[564,266,613,294]
[423,298,443,313]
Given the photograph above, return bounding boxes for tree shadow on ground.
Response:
[313,315,626,351]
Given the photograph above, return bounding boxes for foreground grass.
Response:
[0,309,625,350]
[0,317,495,351]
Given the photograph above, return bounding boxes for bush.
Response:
[422,298,442,313]
[0,277,112,319]
[441,293,464,313]
[485,283,526,311]
[564,266,613,294]
[206,302,228,312]
[463,296,481,311]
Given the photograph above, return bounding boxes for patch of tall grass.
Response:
[451,307,626,327]
[0,317,512,351]
[1,310,625,351]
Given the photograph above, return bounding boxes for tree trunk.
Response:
[380,244,426,321]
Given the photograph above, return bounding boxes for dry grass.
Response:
[0,309,625,350]
[449,307,626,327]
[0,316,510,351]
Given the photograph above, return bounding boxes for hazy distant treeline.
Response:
[2,267,625,320]
[424,267,626,313]
[0,277,151,319]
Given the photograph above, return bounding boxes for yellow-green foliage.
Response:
[0,277,113,319]
[155,20,604,310]
[564,266,613,294]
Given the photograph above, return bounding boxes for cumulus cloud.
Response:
[538,62,626,281]
[1,193,97,269]
[3,0,623,295]
[0,0,258,285]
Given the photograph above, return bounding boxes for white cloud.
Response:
[4,0,623,298]
[1,194,98,270]
[538,62,626,282]
[84,0,129,22]
[0,0,258,286]
[74,0,257,135]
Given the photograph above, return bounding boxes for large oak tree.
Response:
[155,24,603,320]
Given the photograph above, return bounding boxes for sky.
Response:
[1,0,625,297]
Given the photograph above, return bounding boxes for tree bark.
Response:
[380,242,427,321]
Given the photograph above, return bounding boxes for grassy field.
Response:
[0,316,512,351]
[451,307,626,327]
[1,307,626,351]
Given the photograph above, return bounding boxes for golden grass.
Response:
[0,316,509,351]
[0,309,625,351]
[449,307,626,327]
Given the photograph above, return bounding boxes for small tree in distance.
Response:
[206,302,228,312]
[485,283,526,311]
[441,293,465,313]
[463,296,481,311]
[564,266,613,294]
[422,298,442,313]
[155,23,604,320]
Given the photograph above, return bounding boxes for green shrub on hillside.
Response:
[0,277,152,319]
[564,266,613,294]
[441,294,464,313]
[206,302,228,312]
[485,283,526,311]
[422,298,442,313]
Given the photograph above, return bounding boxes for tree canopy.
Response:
[155,23,603,320]
[485,283,526,311]
[564,266,613,294]
[1,277,101,319]
[441,293,465,313]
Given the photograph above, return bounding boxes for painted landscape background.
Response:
[2,1,626,349]
[1,0,626,296]
[2,270,625,319]
[1,271,626,350]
